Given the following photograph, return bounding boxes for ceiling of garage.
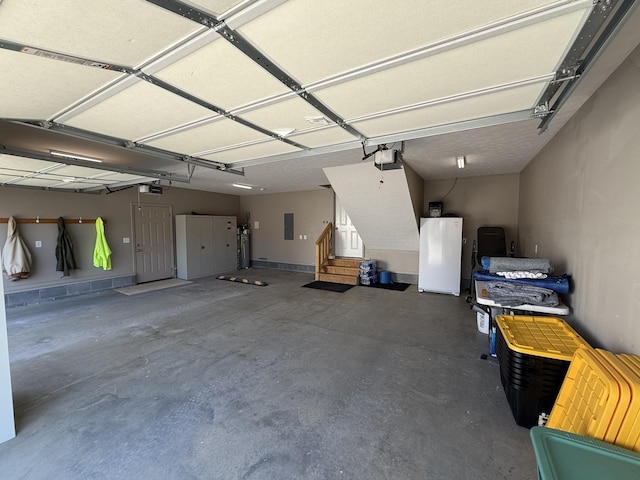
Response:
[1,0,639,195]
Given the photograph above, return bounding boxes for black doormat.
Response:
[362,282,411,291]
[302,281,354,293]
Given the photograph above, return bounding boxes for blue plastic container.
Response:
[379,271,391,284]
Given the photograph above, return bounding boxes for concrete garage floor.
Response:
[0,269,537,479]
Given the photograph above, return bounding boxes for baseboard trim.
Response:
[4,275,136,308]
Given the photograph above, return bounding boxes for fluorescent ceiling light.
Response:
[456,156,465,169]
[232,183,253,190]
[51,150,102,163]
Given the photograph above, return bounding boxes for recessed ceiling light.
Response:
[232,183,253,190]
[51,150,102,163]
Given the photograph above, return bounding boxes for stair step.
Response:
[328,258,362,268]
[317,272,359,285]
[324,265,360,276]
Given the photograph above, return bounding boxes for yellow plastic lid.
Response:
[547,347,623,440]
[592,349,633,443]
[614,354,640,453]
[495,315,589,361]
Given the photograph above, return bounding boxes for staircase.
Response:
[318,258,361,285]
[315,222,360,285]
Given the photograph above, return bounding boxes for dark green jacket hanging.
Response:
[56,217,77,276]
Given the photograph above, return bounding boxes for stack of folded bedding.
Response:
[474,256,569,306]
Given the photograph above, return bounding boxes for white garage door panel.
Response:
[63,81,214,141]
[238,0,578,84]
[313,10,588,120]
[0,50,123,120]
[0,0,203,67]
[353,82,546,138]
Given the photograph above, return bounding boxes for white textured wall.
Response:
[0,186,240,293]
[519,44,640,353]
[424,174,520,280]
[240,189,334,266]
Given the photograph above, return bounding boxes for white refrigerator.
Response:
[418,217,463,296]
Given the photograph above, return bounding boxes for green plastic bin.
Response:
[530,426,640,479]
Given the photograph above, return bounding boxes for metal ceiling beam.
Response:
[3,120,245,176]
[0,183,104,195]
[0,145,189,183]
[538,0,639,132]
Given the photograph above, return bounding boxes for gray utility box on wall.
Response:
[175,215,238,280]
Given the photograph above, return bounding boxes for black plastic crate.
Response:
[495,320,578,429]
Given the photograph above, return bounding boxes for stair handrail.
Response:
[315,222,333,280]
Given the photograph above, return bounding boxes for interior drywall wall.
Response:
[518,43,640,353]
[240,189,333,267]
[0,186,240,293]
[0,275,15,444]
[404,162,425,223]
[424,174,520,281]
[364,249,419,276]
[324,163,420,251]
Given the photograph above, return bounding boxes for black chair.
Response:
[468,226,514,297]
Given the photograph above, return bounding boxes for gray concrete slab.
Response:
[0,269,537,479]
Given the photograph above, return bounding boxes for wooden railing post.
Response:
[315,222,333,280]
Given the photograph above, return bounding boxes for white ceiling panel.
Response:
[313,10,587,119]
[201,140,301,163]
[154,37,289,110]
[62,80,214,141]
[237,97,331,134]
[238,0,574,84]
[144,117,269,154]
[0,0,203,67]
[0,50,124,120]
[6,176,66,187]
[352,82,547,138]
[0,154,154,191]
[289,127,359,148]
[0,155,63,173]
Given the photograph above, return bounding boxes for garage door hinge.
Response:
[552,65,580,84]
[532,102,551,118]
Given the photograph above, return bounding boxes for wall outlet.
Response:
[303,235,307,240]
[35,241,42,248]
[123,237,130,244]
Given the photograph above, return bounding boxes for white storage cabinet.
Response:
[175,215,238,280]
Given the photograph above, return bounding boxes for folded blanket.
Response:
[481,256,552,274]
[497,271,547,279]
[483,281,559,307]
[474,270,570,294]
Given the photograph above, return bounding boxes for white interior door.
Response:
[334,195,363,258]
[132,204,175,283]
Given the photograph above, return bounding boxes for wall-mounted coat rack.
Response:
[0,217,106,224]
